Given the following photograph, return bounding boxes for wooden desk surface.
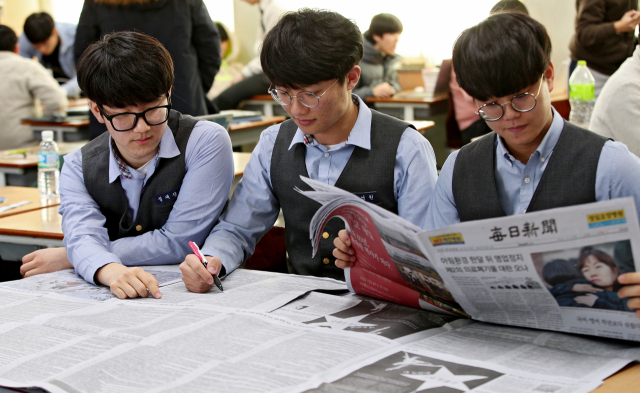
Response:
[0,142,87,169]
[410,120,436,132]
[233,152,251,177]
[229,116,286,132]
[366,92,448,104]
[0,186,60,218]
[21,118,90,128]
[0,205,62,239]
[594,362,640,392]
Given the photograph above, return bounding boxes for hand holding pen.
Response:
[187,241,224,292]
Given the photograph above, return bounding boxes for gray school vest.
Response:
[270,110,411,280]
[452,121,608,222]
[81,110,196,241]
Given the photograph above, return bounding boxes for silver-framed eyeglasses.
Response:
[475,74,544,121]
[98,94,171,132]
[268,79,339,108]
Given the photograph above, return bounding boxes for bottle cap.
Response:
[41,130,54,141]
[577,60,587,66]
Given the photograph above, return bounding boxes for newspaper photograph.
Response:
[302,176,640,341]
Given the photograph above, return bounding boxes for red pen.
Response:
[189,241,224,291]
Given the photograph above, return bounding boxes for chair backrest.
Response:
[244,226,288,274]
[194,113,233,131]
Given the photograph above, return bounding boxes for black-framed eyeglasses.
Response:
[475,75,544,122]
[98,95,172,132]
[268,79,338,108]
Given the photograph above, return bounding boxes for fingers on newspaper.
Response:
[298,176,640,342]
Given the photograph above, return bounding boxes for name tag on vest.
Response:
[354,191,378,204]
[155,189,179,206]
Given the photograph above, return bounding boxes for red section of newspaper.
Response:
[349,266,422,308]
[316,205,407,284]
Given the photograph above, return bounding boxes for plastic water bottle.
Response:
[568,60,596,128]
[38,130,60,197]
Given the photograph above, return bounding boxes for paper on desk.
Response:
[1,268,181,301]
[0,200,31,213]
[0,269,638,393]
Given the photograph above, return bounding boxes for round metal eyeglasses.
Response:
[475,75,544,121]
[268,80,338,109]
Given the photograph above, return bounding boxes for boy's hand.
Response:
[95,263,161,299]
[180,254,223,293]
[333,229,356,269]
[614,10,640,33]
[575,293,598,307]
[618,272,640,318]
[21,247,72,277]
[372,82,395,98]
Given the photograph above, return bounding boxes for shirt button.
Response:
[324,152,330,157]
[136,225,142,231]
[322,232,330,239]
[540,157,546,162]
[523,209,527,213]
[322,258,331,265]
[524,177,531,184]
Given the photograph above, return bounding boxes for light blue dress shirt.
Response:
[426,107,640,230]
[19,22,80,97]
[59,121,234,284]
[201,95,439,275]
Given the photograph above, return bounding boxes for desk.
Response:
[0,142,88,187]
[21,118,90,143]
[240,94,279,117]
[366,92,448,121]
[0,186,59,218]
[596,363,640,392]
[228,115,286,148]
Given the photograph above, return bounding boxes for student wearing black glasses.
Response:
[21,32,233,299]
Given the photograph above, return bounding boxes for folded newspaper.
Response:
[299,177,640,342]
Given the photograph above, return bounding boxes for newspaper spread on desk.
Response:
[302,177,640,342]
[0,266,639,392]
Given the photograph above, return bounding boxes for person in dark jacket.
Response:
[74,0,221,138]
[568,0,640,98]
[353,13,403,100]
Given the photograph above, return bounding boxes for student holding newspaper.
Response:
[333,12,640,319]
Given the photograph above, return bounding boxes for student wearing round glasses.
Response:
[333,13,640,314]
[20,32,233,299]
[179,8,438,291]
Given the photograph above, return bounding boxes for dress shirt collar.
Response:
[289,94,371,151]
[108,124,180,183]
[496,106,563,164]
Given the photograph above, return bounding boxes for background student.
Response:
[22,32,233,299]
[334,11,640,318]
[212,0,290,111]
[568,0,640,98]
[18,12,80,98]
[179,8,438,293]
[0,24,67,150]
[589,45,640,157]
[74,0,221,138]
[353,13,403,100]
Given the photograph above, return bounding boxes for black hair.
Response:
[364,13,403,44]
[215,22,229,42]
[452,12,551,101]
[77,31,174,108]
[261,8,363,89]
[490,0,529,15]
[0,25,17,52]
[542,259,583,286]
[23,12,55,44]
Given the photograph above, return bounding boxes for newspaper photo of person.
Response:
[534,241,634,311]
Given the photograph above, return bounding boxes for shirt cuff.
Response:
[73,251,122,285]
